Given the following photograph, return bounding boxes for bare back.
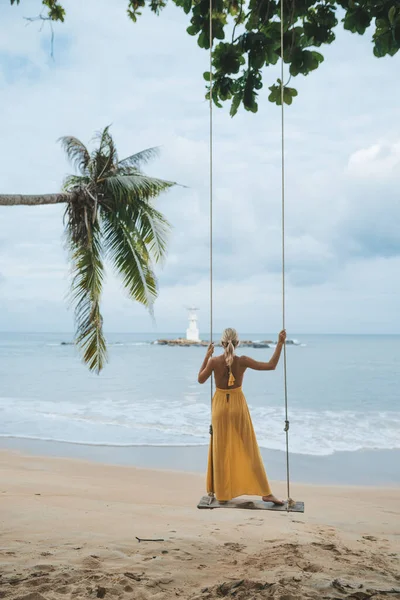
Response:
[212,354,248,389]
[198,342,284,386]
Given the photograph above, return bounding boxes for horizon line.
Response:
[0,331,399,336]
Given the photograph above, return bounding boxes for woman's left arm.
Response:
[198,343,214,384]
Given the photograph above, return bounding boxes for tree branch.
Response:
[24,14,55,58]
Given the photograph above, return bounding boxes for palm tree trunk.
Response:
[0,193,73,206]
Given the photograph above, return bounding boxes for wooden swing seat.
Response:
[197,495,304,512]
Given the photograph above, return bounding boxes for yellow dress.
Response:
[206,386,272,501]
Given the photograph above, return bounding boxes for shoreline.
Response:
[1,436,399,486]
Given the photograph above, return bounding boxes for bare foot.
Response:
[262,494,285,506]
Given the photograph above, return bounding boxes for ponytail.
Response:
[221,328,239,387]
[224,341,235,369]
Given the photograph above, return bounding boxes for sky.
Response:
[0,0,399,336]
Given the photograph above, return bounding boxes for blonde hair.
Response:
[221,328,239,386]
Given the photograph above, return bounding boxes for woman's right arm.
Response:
[241,330,286,371]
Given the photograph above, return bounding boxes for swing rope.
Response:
[208,0,293,509]
[208,0,215,498]
[280,0,293,510]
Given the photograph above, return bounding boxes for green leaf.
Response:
[198,30,209,49]
[59,136,90,174]
[137,204,171,264]
[102,210,158,312]
[104,173,175,203]
[118,147,160,169]
[187,24,199,36]
[249,48,265,70]
[243,71,257,111]
[283,88,293,105]
[67,221,107,374]
[343,6,372,35]
[376,18,388,30]
[213,42,243,74]
[268,83,280,104]
[373,29,398,57]
[230,93,241,117]
[182,0,192,15]
[217,76,234,100]
[388,6,396,25]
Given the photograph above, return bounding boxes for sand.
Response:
[0,450,399,600]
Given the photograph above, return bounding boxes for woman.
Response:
[198,327,286,505]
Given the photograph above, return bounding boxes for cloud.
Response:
[348,142,400,180]
[336,142,400,259]
[0,0,399,334]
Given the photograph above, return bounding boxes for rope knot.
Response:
[284,420,290,432]
[287,498,296,510]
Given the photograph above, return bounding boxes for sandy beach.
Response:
[1,450,399,600]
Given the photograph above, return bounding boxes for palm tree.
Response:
[0,126,176,372]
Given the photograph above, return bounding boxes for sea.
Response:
[0,332,399,463]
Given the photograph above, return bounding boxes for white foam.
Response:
[1,395,399,456]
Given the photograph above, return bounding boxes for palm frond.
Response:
[118,147,160,169]
[59,136,90,175]
[133,201,171,264]
[62,174,90,192]
[67,222,107,373]
[102,211,157,311]
[103,173,175,202]
[93,125,118,171]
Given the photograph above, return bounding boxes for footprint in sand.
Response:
[124,572,144,582]
[223,542,246,552]
[27,577,52,588]
[56,585,72,594]
[146,576,174,588]
[312,542,342,555]
[301,562,323,573]
[32,565,56,573]
[171,549,193,561]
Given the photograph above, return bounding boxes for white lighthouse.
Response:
[186,307,200,342]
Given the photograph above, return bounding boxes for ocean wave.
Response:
[1,395,399,456]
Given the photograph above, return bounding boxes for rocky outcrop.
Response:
[154,339,279,348]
